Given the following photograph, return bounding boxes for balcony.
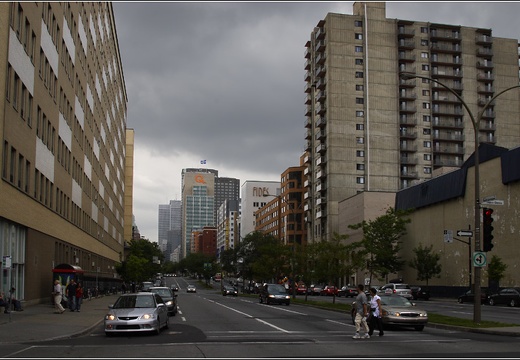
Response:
[304,71,311,82]
[400,143,418,152]
[304,45,311,59]
[400,170,419,179]
[480,134,496,144]
[316,116,326,128]
[433,158,463,167]
[315,26,326,40]
[397,26,415,38]
[480,121,496,132]
[400,115,417,126]
[399,104,417,113]
[431,68,463,79]
[305,105,312,116]
[315,103,326,115]
[305,59,311,70]
[432,105,464,116]
[478,98,495,106]
[477,85,494,94]
[398,39,415,50]
[316,170,327,179]
[430,29,461,41]
[399,78,416,88]
[315,130,326,140]
[477,73,494,81]
[304,117,312,128]
[315,40,326,52]
[400,156,418,165]
[433,145,465,155]
[400,130,417,140]
[316,78,327,89]
[431,54,462,66]
[430,43,461,54]
[475,34,493,45]
[398,52,416,62]
[481,110,495,119]
[316,143,327,153]
[315,90,326,102]
[476,60,493,69]
[476,48,493,57]
[305,93,312,104]
[399,90,417,100]
[432,132,465,142]
[315,156,327,166]
[316,65,326,77]
[432,118,464,129]
[305,129,312,140]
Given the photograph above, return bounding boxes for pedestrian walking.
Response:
[368,287,384,337]
[53,279,65,314]
[352,284,370,339]
[75,282,84,312]
[66,279,77,312]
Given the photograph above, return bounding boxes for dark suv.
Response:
[259,284,290,305]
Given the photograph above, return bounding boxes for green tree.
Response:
[409,243,442,286]
[487,255,508,291]
[116,238,164,282]
[349,207,411,284]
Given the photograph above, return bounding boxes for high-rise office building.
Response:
[304,2,520,243]
[216,199,240,260]
[0,2,128,302]
[158,200,182,261]
[181,168,216,258]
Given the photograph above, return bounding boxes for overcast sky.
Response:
[112,1,520,243]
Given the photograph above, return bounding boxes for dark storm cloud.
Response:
[112,1,520,242]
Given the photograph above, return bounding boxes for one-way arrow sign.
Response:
[457,230,473,237]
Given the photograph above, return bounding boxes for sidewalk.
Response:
[0,294,119,344]
[0,293,519,345]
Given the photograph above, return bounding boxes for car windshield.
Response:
[268,284,287,294]
[113,295,155,309]
[380,296,412,307]
[151,289,172,298]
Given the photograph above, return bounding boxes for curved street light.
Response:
[400,72,520,323]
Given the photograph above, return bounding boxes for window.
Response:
[356,177,365,184]
[356,123,364,130]
[355,58,363,65]
[356,163,365,170]
[355,46,363,53]
[422,90,430,96]
[356,111,364,117]
[355,72,364,78]
[424,167,432,174]
[356,84,364,91]
[421,27,428,33]
[356,150,365,157]
[423,128,431,135]
[356,137,364,144]
[421,52,429,58]
[423,141,431,148]
[422,64,430,71]
[421,39,429,46]
[356,98,364,104]
[424,154,431,161]
[355,33,363,40]
[355,20,363,27]
[422,102,430,109]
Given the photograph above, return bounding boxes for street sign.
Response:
[443,229,453,243]
[456,230,473,237]
[481,199,504,206]
[473,252,487,267]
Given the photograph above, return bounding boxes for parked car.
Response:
[222,285,238,297]
[296,284,307,295]
[140,281,153,292]
[320,286,339,296]
[259,283,290,305]
[410,286,430,300]
[104,292,169,336]
[351,294,428,331]
[338,286,358,298]
[149,287,177,316]
[488,288,520,307]
[378,283,413,299]
[308,284,323,296]
[457,289,489,304]
[186,285,196,293]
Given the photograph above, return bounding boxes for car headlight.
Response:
[268,294,275,298]
[285,295,290,299]
[141,313,155,320]
[105,314,116,321]
[165,301,172,306]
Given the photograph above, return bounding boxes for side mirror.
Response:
[108,304,114,309]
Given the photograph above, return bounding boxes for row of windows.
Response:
[6,65,34,127]
[10,3,37,64]
[2,140,115,242]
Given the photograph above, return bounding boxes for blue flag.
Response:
[200,160,206,164]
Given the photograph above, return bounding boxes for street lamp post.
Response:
[400,72,520,323]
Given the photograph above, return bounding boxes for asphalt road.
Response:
[1,277,519,358]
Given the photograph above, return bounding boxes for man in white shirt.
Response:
[53,280,66,314]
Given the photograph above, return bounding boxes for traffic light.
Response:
[482,207,494,252]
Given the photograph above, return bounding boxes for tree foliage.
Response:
[116,238,164,282]
[487,254,507,289]
[349,207,411,284]
[408,243,442,285]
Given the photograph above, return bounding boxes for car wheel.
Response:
[105,332,114,337]
[458,298,463,304]
[259,296,263,304]
[415,325,424,331]
[510,299,516,307]
[489,298,495,306]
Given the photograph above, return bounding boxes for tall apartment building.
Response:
[0,3,128,303]
[304,2,520,243]
[158,200,182,261]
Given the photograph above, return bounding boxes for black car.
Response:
[222,285,238,296]
[259,284,290,305]
[488,288,520,307]
[457,289,490,304]
[337,286,358,298]
[149,287,177,316]
[410,286,430,300]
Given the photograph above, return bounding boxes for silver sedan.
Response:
[104,292,169,336]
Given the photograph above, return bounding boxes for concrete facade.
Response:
[0,2,128,304]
